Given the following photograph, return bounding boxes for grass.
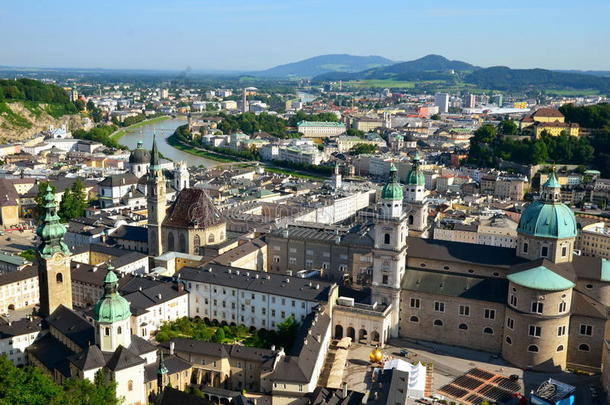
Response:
[44,103,74,119]
[348,79,417,89]
[0,102,32,128]
[22,101,44,118]
[264,166,325,180]
[545,88,600,96]
[111,115,171,141]
[166,134,237,163]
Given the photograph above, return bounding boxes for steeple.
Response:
[93,264,132,352]
[36,186,70,259]
[406,151,426,203]
[542,169,561,203]
[36,185,73,317]
[380,163,403,219]
[147,134,166,257]
[150,134,161,169]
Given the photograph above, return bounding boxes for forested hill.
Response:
[464,67,610,92]
[0,78,74,105]
[251,54,395,78]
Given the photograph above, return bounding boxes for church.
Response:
[26,185,191,405]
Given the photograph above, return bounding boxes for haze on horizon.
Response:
[1,0,609,72]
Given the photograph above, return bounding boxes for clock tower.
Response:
[36,186,72,317]
[147,136,166,257]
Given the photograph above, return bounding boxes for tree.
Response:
[34,182,56,220]
[349,143,377,155]
[499,119,518,135]
[346,128,365,138]
[430,114,441,120]
[73,100,86,112]
[213,328,225,343]
[58,179,88,222]
[86,100,95,111]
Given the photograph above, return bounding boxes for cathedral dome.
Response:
[129,141,151,164]
[93,267,131,323]
[406,152,425,186]
[517,172,577,239]
[381,164,403,201]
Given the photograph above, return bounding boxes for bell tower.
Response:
[147,136,166,257]
[37,186,72,317]
[173,161,189,192]
[93,265,132,352]
[372,164,408,338]
[405,151,429,237]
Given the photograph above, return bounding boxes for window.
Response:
[579,344,590,352]
[510,295,517,306]
[105,327,110,336]
[531,302,544,314]
[410,298,420,308]
[458,323,468,330]
[409,316,419,323]
[507,318,514,330]
[459,305,470,316]
[505,336,512,344]
[557,325,567,336]
[434,301,445,312]
[561,245,568,257]
[433,319,443,326]
[484,309,495,320]
[289,257,296,265]
[558,302,567,313]
[557,345,564,352]
[522,242,528,253]
[273,256,280,263]
[528,345,539,352]
[208,234,215,243]
[541,246,549,257]
[382,274,389,285]
[529,325,541,337]
[483,327,494,335]
[56,273,63,283]
[128,380,133,391]
[580,324,593,336]
[193,234,201,248]
[117,326,122,334]
[384,233,391,244]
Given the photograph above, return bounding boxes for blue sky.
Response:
[1,0,609,71]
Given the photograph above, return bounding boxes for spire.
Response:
[542,168,561,203]
[157,351,168,376]
[36,186,70,258]
[407,151,425,186]
[93,263,131,323]
[150,134,160,168]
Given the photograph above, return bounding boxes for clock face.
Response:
[52,252,69,265]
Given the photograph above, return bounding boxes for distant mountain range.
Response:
[249,54,395,78]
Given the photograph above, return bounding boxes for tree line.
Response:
[0,78,80,116]
[35,179,89,222]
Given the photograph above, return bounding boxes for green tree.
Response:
[58,179,88,222]
[349,143,377,155]
[346,128,365,138]
[499,119,518,135]
[213,328,225,343]
[430,114,441,120]
[73,99,86,112]
[86,100,95,111]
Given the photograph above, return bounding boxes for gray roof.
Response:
[105,345,146,371]
[166,337,277,366]
[111,225,148,243]
[402,268,508,303]
[310,387,366,405]
[26,333,75,377]
[157,387,213,405]
[46,305,95,349]
[143,354,195,382]
[69,344,106,371]
[98,173,139,188]
[367,369,409,405]
[407,237,527,269]
[0,266,38,286]
[179,264,333,302]
[0,318,42,339]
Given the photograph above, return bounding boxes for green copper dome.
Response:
[93,266,131,323]
[517,170,576,239]
[508,265,575,291]
[406,152,425,186]
[381,163,403,201]
[36,186,70,259]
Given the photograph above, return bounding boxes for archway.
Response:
[359,329,368,342]
[168,232,175,251]
[408,215,414,225]
[371,330,380,342]
[7,304,15,311]
[346,327,355,340]
[334,324,343,339]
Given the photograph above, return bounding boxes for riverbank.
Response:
[168,134,326,180]
[111,116,171,142]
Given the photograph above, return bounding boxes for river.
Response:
[117,117,218,168]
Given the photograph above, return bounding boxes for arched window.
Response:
[579,344,590,352]
[208,233,215,243]
[528,345,539,352]
[408,215,414,225]
[483,327,494,335]
[505,336,512,344]
[384,233,390,244]
[168,232,175,251]
[433,319,443,327]
[128,380,133,391]
[557,345,564,352]
[458,323,468,330]
[117,326,122,334]
[193,234,201,248]
[409,316,419,323]
[105,327,110,336]
[56,273,63,283]
[179,233,186,253]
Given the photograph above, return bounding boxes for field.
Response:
[348,79,417,89]
[545,88,601,96]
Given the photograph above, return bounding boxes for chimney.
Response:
[170,341,175,356]
[342,382,348,399]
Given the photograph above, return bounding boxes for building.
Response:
[0,266,38,314]
[463,94,476,109]
[0,318,42,366]
[297,121,346,138]
[434,93,449,114]
[576,220,610,259]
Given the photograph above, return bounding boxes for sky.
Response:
[1,0,609,72]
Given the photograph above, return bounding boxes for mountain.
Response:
[312,54,478,82]
[554,70,610,78]
[250,54,395,78]
[465,66,610,92]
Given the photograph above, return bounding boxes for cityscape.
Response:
[1,1,610,405]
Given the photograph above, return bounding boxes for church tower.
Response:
[332,163,342,191]
[173,161,189,192]
[405,151,429,237]
[157,351,169,395]
[93,265,132,352]
[147,136,166,256]
[371,164,408,338]
[37,186,72,317]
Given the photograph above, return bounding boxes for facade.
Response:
[576,221,610,259]
[434,93,449,114]
[0,318,42,366]
[0,266,39,314]
[297,121,346,138]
